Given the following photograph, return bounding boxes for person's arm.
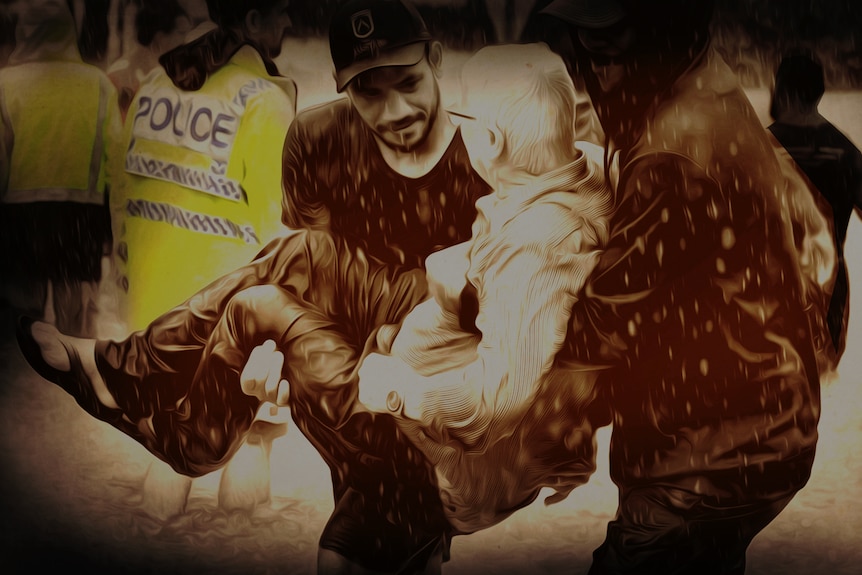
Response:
[387,241,478,371]
[356,242,479,410]
[362,202,605,450]
[237,84,296,243]
[280,112,331,232]
[100,77,124,197]
[424,240,471,317]
[411,246,599,447]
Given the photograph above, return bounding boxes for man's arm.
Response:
[280,112,331,231]
[362,203,604,450]
[381,241,478,374]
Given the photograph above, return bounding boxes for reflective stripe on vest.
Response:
[124,197,260,245]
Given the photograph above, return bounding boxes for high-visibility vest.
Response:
[114,45,297,331]
[0,60,120,205]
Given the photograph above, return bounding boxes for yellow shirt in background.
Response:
[1,61,121,205]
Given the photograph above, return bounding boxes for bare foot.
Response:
[30,321,119,409]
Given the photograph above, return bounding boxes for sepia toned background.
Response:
[1,1,861,574]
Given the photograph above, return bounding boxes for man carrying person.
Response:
[18,1,490,573]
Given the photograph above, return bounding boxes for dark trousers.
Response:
[589,485,796,575]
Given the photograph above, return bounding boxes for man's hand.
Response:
[240,339,290,406]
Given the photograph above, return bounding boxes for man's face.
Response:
[574,21,636,93]
[346,51,442,153]
[255,0,292,59]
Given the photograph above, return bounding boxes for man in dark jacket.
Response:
[541,1,835,573]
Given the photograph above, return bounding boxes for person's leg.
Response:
[197,271,448,574]
[0,203,51,317]
[286,244,451,574]
[16,230,331,472]
[827,260,849,358]
[49,201,109,337]
[82,230,423,481]
[51,279,84,336]
[94,230,330,408]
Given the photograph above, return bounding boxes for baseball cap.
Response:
[330,0,433,93]
[541,0,627,29]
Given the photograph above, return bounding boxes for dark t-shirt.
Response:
[769,120,862,253]
[281,98,491,269]
[277,98,490,569]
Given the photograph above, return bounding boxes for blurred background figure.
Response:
[107,0,208,118]
[0,0,122,338]
[0,7,14,66]
[483,0,538,43]
[769,50,862,362]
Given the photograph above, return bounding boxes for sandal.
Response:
[16,315,123,424]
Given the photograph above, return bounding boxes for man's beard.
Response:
[382,95,439,154]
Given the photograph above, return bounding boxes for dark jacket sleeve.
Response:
[559,150,821,496]
[563,150,815,396]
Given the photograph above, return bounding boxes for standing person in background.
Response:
[351,42,611,536]
[0,0,121,338]
[541,0,836,573]
[107,0,296,520]
[769,50,862,363]
[112,0,296,333]
[0,7,14,66]
[107,0,198,119]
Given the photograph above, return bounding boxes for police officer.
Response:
[113,0,296,332]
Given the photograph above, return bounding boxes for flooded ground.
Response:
[2,39,862,574]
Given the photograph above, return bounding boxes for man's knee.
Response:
[287,329,357,389]
[225,285,303,336]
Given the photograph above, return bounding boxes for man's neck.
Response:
[375,109,457,179]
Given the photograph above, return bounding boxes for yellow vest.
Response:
[114,46,296,331]
[0,60,121,205]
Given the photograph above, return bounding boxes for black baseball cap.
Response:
[541,0,627,29]
[329,0,433,93]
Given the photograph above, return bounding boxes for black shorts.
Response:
[295,409,451,573]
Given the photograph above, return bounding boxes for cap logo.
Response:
[351,10,375,39]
